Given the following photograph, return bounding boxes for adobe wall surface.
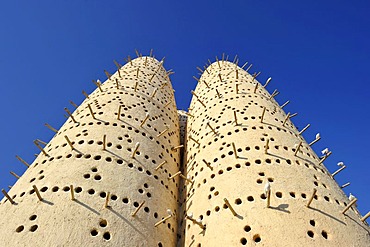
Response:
[183,60,370,246]
[0,56,181,246]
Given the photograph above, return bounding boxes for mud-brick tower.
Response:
[183,59,370,246]
[0,55,182,246]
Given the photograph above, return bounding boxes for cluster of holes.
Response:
[15,214,38,233]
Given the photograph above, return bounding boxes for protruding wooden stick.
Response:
[35,139,47,146]
[127,55,133,66]
[280,100,290,109]
[253,83,259,93]
[309,136,321,146]
[140,113,150,127]
[64,108,77,123]
[33,185,42,201]
[252,72,261,81]
[263,77,272,88]
[164,100,172,108]
[290,113,298,118]
[186,112,194,118]
[88,104,95,119]
[131,142,140,158]
[190,90,198,98]
[104,70,112,80]
[341,182,350,188]
[169,171,181,180]
[16,155,30,168]
[33,140,48,156]
[294,142,303,156]
[218,74,222,82]
[189,136,200,145]
[206,122,217,135]
[202,80,210,88]
[231,142,238,158]
[332,165,346,178]
[10,171,20,179]
[318,151,332,165]
[234,111,238,125]
[265,139,269,154]
[149,49,153,57]
[102,135,107,150]
[306,189,317,207]
[342,198,358,214]
[193,76,199,82]
[269,89,279,100]
[104,192,110,208]
[197,98,206,108]
[135,49,140,57]
[203,65,209,74]
[117,105,122,120]
[171,145,184,151]
[157,128,169,137]
[113,60,122,70]
[64,135,74,150]
[155,161,167,171]
[241,61,248,69]
[70,185,75,200]
[236,69,238,79]
[266,190,271,208]
[299,124,310,135]
[283,112,291,126]
[246,64,252,72]
[154,211,172,227]
[260,107,266,123]
[361,212,370,222]
[215,56,221,69]
[151,88,158,98]
[45,123,58,133]
[236,84,240,94]
[216,89,221,98]
[134,81,138,92]
[93,80,103,92]
[82,90,89,99]
[202,159,213,170]
[224,198,237,216]
[196,66,203,73]
[69,100,78,108]
[1,189,15,204]
[115,78,120,89]
[132,201,145,217]
[186,214,206,230]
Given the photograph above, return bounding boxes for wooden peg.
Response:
[117,105,122,120]
[263,77,272,88]
[318,151,332,165]
[70,185,75,201]
[246,64,252,72]
[265,139,269,154]
[117,68,122,78]
[260,107,266,123]
[186,214,206,230]
[361,212,370,222]
[197,98,206,108]
[160,82,168,89]
[202,159,213,170]
[189,136,200,145]
[135,49,140,57]
[269,89,279,100]
[10,171,20,179]
[233,54,238,64]
[169,171,181,180]
[1,189,15,204]
[131,142,140,158]
[299,124,310,135]
[45,123,58,133]
[127,55,133,66]
[155,161,167,171]
[185,112,194,118]
[113,60,122,69]
[33,140,48,156]
[341,182,350,188]
[115,78,120,89]
[191,90,198,98]
[164,100,172,108]
[294,142,303,156]
[236,69,238,79]
[342,198,358,214]
[252,71,261,81]
[140,113,150,127]
[233,111,238,125]
[215,56,221,69]
[171,145,184,151]
[207,59,212,67]
[69,100,78,108]
[64,108,77,123]
[232,142,238,159]
[102,135,107,150]
[93,80,103,92]
[154,210,172,227]
[149,66,161,82]
[104,192,110,208]
[289,113,298,118]
[266,190,271,208]
[253,83,259,93]
[151,88,158,98]
[224,198,237,216]
[82,90,89,99]
[306,188,317,207]
[33,185,42,201]
[309,136,321,146]
[16,155,30,168]
[283,113,291,126]
[236,83,240,94]
[331,165,346,178]
[218,74,222,82]
[134,81,138,92]
[241,61,248,69]
[222,53,225,62]
[203,66,209,74]
[206,122,217,135]
[180,174,193,184]
[280,100,290,109]
[144,56,148,66]
[88,104,95,119]
[216,89,221,98]
[35,139,47,145]
[157,128,169,137]
[132,201,145,217]
[196,67,203,73]
[64,135,74,150]
[149,49,153,57]
[136,68,139,78]
[104,70,112,80]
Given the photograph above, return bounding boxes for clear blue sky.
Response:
[0,1,369,218]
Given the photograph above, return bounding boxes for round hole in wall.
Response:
[99,219,107,227]
[16,225,24,233]
[309,220,315,226]
[122,198,129,204]
[235,198,242,205]
[253,234,261,242]
[276,192,282,198]
[29,225,38,232]
[29,215,37,221]
[307,230,314,238]
[240,238,247,245]
[90,229,98,236]
[88,189,95,195]
[247,196,254,202]
[244,225,251,232]
[321,230,328,239]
